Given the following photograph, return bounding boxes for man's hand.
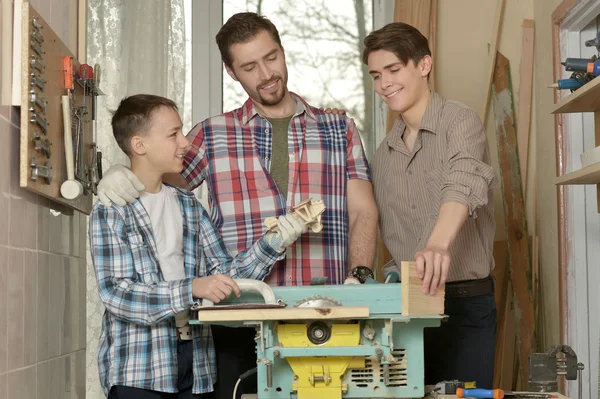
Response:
[266,213,309,252]
[97,165,145,207]
[192,274,241,304]
[414,246,450,295]
[321,107,346,115]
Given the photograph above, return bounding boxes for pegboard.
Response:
[19,2,100,215]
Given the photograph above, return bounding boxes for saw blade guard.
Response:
[200,278,277,307]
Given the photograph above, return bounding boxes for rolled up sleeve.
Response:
[442,109,496,217]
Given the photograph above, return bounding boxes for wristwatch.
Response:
[347,266,374,284]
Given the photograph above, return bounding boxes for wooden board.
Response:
[517,20,535,196]
[480,0,506,123]
[195,305,370,322]
[492,51,537,389]
[19,2,94,214]
[400,261,445,316]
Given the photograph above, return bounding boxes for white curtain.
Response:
[85,1,186,397]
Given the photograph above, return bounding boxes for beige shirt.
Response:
[372,92,497,282]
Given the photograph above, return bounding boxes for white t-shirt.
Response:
[140,185,188,327]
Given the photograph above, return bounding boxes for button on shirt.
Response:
[371,92,497,282]
[182,93,371,286]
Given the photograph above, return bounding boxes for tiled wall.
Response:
[0,0,87,398]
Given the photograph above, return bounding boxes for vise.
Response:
[190,277,444,399]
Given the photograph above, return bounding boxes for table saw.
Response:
[190,276,444,399]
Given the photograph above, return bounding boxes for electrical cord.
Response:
[232,367,257,399]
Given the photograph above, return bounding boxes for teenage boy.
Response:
[89,94,307,399]
[363,23,498,388]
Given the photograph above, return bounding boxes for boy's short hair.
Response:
[362,22,431,71]
[111,94,178,156]
[216,12,282,69]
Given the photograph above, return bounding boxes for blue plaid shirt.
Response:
[89,185,281,395]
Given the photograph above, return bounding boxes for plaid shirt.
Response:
[182,93,371,286]
[89,185,281,396]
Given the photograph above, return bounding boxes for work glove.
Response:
[266,213,308,252]
[97,165,145,207]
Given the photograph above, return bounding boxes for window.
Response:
[222,0,376,156]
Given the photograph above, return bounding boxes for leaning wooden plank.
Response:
[195,306,370,322]
[480,0,506,124]
[492,51,537,389]
[401,261,445,315]
[492,240,510,388]
[517,19,535,196]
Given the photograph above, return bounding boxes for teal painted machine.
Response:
[190,280,443,399]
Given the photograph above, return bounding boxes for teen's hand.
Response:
[192,275,241,304]
[414,246,450,295]
[266,213,309,251]
[97,165,145,207]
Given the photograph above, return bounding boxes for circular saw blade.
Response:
[294,295,342,308]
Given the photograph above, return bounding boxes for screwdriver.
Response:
[456,387,504,399]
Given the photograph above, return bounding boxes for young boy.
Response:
[89,94,307,399]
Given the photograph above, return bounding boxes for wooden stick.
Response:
[517,20,535,196]
[480,0,506,124]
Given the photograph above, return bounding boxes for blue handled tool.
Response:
[456,387,504,399]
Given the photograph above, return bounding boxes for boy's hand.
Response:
[97,165,145,207]
[266,213,308,252]
[192,275,241,304]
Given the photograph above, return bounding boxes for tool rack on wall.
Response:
[18,2,101,215]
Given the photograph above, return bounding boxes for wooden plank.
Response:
[195,305,370,322]
[517,20,535,196]
[492,240,509,388]
[555,162,600,185]
[400,261,445,315]
[392,0,437,90]
[492,51,537,389]
[77,0,87,63]
[1,0,13,105]
[19,2,94,214]
[480,0,506,123]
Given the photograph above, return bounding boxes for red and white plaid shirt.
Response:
[182,93,371,286]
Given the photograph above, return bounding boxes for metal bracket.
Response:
[30,157,52,184]
[30,74,46,92]
[30,112,48,134]
[31,28,44,46]
[30,43,43,57]
[32,131,51,158]
[30,56,44,74]
[30,92,47,114]
[32,16,42,30]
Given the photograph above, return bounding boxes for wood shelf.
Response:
[551,76,600,114]
[556,162,600,185]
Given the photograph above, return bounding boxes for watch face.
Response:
[351,266,374,283]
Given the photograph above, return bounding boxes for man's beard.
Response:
[257,77,286,106]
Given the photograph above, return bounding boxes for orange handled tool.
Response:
[456,388,504,399]
[62,56,73,90]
